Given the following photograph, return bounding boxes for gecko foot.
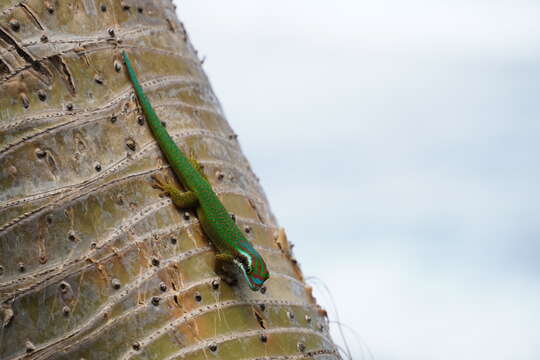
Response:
[151,173,172,197]
[215,253,238,286]
[219,272,238,287]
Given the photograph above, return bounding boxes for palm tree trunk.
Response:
[0,0,340,358]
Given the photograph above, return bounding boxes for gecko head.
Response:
[235,253,270,291]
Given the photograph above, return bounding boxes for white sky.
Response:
[177,1,540,359]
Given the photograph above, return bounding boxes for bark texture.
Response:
[0,0,340,359]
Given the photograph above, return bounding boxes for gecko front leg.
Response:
[188,150,207,180]
[151,174,199,209]
[214,253,238,286]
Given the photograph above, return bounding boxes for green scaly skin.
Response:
[122,51,269,291]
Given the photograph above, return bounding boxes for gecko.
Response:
[121,51,269,291]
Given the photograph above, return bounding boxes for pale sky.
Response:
[177,2,540,359]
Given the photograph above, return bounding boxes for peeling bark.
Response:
[18,3,44,31]
[48,55,76,95]
[0,0,340,359]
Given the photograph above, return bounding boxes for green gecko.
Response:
[121,51,269,291]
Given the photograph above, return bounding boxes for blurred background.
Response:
[177,2,539,359]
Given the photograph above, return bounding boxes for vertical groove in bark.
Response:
[0,0,340,359]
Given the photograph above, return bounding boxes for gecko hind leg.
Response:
[151,174,199,209]
[215,253,238,286]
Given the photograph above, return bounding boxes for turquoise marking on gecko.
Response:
[121,51,269,291]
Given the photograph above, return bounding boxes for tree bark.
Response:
[0,0,340,359]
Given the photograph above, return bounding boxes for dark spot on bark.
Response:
[67,231,76,241]
[126,138,136,151]
[287,311,295,320]
[21,93,29,108]
[59,281,70,292]
[9,19,20,31]
[255,311,266,329]
[25,341,35,353]
[35,148,46,158]
[37,89,47,101]
[111,278,121,289]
